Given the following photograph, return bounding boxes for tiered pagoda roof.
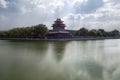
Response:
[52,18,66,28]
[47,18,71,38]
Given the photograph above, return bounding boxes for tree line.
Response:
[0,25,119,38]
[0,24,48,38]
[75,28,120,37]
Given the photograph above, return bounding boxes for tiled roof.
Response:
[48,31,69,34]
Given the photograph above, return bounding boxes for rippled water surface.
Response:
[0,39,120,80]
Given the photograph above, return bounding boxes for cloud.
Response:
[63,0,120,30]
[0,0,7,8]
[0,0,120,30]
[74,0,103,14]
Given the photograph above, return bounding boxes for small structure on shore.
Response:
[47,18,71,39]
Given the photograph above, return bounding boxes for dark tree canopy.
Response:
[33,24,49,38]
[75,28,88,36]
[75,28,120,37]
[0,24,119,38]
[0,24,48,38]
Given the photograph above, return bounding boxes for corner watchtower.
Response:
[52,18,66,31]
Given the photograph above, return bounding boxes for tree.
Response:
[88,29,98,37]
[33,24,49,38]
[0,31,8,38]
[0,24,48,38]
[97,29,107,37]
[75,28,88,36]
[97,30,103,37]
[111,29,119,37]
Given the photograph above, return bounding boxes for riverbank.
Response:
[0,37,120,41]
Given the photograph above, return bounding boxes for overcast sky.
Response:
[0,0,120,30]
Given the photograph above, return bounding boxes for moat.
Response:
[0,39,120,80]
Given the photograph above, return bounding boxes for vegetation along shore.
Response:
[0,18,120,40]
[0,24,119,40]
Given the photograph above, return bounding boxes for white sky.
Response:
[0,0,120,30]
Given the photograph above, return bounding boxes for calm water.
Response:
[0,39,120,80]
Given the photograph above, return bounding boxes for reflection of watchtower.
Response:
[52,18,66,31]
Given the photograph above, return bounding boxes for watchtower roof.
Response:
[52,18,66,28]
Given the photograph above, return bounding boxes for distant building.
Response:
[47,18,71,39]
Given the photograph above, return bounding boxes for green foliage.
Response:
[75,28,88,36]
[88,29,98,36]
[111,29,119,36]
[0,24,119,38]
[0,31,8,38]
[0,24,48,38]
[33,24,49,38]
[75,28,120,37]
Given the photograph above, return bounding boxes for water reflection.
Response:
[7,41,50,60]
[0,40,120,80]
[52,41,69,62]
